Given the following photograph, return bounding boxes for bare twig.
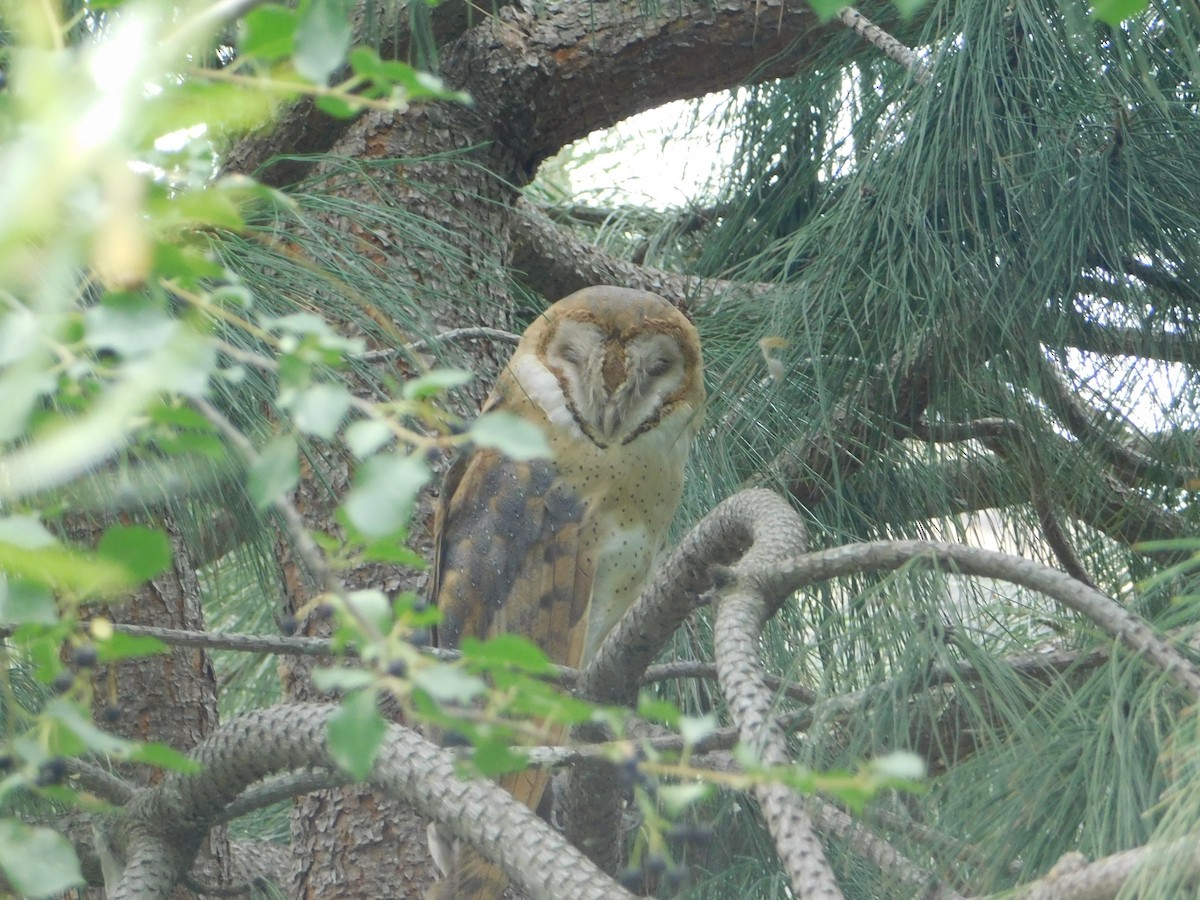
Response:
[360,326,521,363]
[837,6,932,86]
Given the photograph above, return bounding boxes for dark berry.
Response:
[51,671,74,694]
[279,615,298,636]
[617,867,643,891]
[102,705,124,723]
[72,645,98,668]
[387,659,408,678]
[644,854,668,876]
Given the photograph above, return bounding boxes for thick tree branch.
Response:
[711,498,846,898]
[461,0,921,176]
[105,704,633,900]
[1012,840,1200,900]
[891,436,1191,561]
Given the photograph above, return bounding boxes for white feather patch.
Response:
[510,355,583,437]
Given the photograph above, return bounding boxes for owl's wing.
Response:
[427,448,595,900]
[431,447,594,668]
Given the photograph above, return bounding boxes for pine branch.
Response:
[103,705,634,900]
[761,541,1200,700]
[837,6,932,86]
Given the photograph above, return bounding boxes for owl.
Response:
[425,286,705,899]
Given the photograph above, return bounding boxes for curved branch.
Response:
[1013,839,1200,900]
[710,503,846,899]
[1031,354,1195,488]
[106,704,633,900]
[761,542,1200,701]
[563,489,807,873]
[580,489,808,706]
[1064,317,1200,368]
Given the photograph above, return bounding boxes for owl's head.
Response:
[508,287,705,448]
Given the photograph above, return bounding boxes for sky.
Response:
[558,93,735,210]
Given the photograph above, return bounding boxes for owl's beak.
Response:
[600,400,624,440]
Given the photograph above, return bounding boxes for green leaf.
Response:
[1091,0,1148,23]
[343,454,431,537]
[0,578,57,625]
[657,783,711,815]
[890,0,929,16]
[327,690,386,780]
[95,631,167,663]
[679,713,718,746]
[45,699,133,756]
[470,738,529,777]
[469,412,551,460]
[413,663,486,703]
[806,0,847,19]
[295,0,352,85]
[168,187,246,231]
[345,419,393,457]
[402,368,472,400]
[97,525,171,583]
[289,383,352,440]
[361,538,426,566]
[0,544,131,597]
[0,516,56,549]
[126,742,201,772]
[868,751,926,782]
[248,436,300,510]
[312,667,375,693]
[239,4,297,61]
[346,589,392,634]
[461,634,555,675]
[0,820,84,897]
[83,302,177,359]
[637,696,681,728]
[148,402,215,431]
[315,94,358,118]
[151,241,227,285]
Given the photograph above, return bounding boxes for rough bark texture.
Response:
[79,516,227,896]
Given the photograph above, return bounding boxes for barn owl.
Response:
[425,286,705,900]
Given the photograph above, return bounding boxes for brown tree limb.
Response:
[710,499,847,898]
[896,431,1191,562]
[1009,839,1200,900]
[104,704,634,900]
[1063,317,1200,368]
[1030,353,1196,488]
[509,197,768,311]
[760,541,1200,700]
[562,489,807,874]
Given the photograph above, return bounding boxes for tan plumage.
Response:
[425,286,704,899]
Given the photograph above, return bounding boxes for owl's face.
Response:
[506,287,704,449]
